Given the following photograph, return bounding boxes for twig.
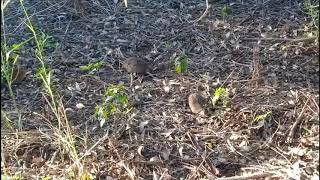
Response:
[216,172,273,180]
[241,36,317,43]
[287,95,311,143]
[187,132,220,176]
[221,70,234,87]
[195,0,211,22]
[69,131,110,169]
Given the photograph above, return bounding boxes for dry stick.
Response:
[203,152,220,176]
[216,172,273,180]
[221,70,234,87]
[69,131,109,169]
[240,36,317,43]
[287,95,311,143]
[187,132,220,176]
[108,137,135,180]
[195,0,210,22]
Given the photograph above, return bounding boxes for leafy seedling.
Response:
[211,87,230,107]
[304,0,319,29]
[1,37,32,88]
[254,111,272,122]
[44,35,60,53]
[35,65,51,82]
[174,54,188,74]
[80,61,105,74]
[222,4,232,17]
[164,41,172,49]
[80,170,94,180]
[251,111,272,129]
[94,83,131,127]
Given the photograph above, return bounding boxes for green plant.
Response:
[79,61,105,74]
[80,170,94,180]
[95,83,131,127]
[211,87,230,107]
[304,0,319,29]
[1,0,101,178]
[18,0,83,176]
[254,111,272,122]
[41,176,52,180]
[174,53,188,74]
[1,110,13,130]
[1,175,22,180]
[1,2,34,130]
[222,4,232,18]
[164,41,172,49]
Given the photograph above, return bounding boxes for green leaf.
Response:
[222,4,232,16]
[79,65,91,71]
[109,104,117,113]
[80,61,105,72]
[81,171,93,180]
[254,111,272,122]
[95,83,129,127]
[164,41,172,48]
[11,44,20,50]
[42,176,51,180]
[175,54,188,73]
[211,87,229,107]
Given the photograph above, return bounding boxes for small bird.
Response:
[12,66,27,83]
[1,66,27,90]
[122,57,149,74]
[122,57,150,87]
[188,93,208,116]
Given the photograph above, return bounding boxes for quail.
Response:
[122,57,149,74]
[12,66,27,83]
[188,93,208,116]
[1,66,27,90]
[122,57,151,87]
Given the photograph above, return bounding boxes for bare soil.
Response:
[1,0,319,179]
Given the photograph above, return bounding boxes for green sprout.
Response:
[304,0,319,29]
[94,84,131,127]
[222,4,232,17]
[164,41,172,49]
[254,111,272,122]
[174,54,188,74]
[211,87,230,107]
[80,61,105,74]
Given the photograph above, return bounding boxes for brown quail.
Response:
[12,66,27,83]
[122,58,149,74]
[1,66,27,90]
[188,93,208,116]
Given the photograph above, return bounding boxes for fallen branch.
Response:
[240,36,317,43]
[287,95,311,143]
[216,172,273,180]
